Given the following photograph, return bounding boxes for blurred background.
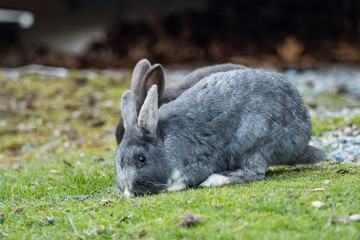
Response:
[1,0,360,69]
[1,0,360,165]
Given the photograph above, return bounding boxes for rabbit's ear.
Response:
[139,64,164,106]
[138,85,158,134]
[131,59,151,96]
[121,90,137,131]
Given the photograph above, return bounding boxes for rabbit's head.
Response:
[115,59,165,145]
[115,85,171,197]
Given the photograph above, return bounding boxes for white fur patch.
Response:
[124,188,133,198]
[171,169,181,181]
[167,182,187,192]
[199,174,232,187]
[166,169,186,192]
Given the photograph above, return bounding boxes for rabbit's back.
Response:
[158,69,312,172]
[162,63,245,103]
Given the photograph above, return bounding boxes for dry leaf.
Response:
[95,157,104,162]
[12,164,22,172]
[337,169,349,174]
[311,201,324,207]
[87,118,106,128]
[178,212,201,227]
[6,142,23,151]
[330,214,360,224]
[310,188,325,192]
[99,199,113,205]
[116,214,133,223]
[12,207,24,214]
[138,230,147,238]
[330,214,349,224]
[0,229,9,238]
[62,159,73,168]
[84,225,105,236]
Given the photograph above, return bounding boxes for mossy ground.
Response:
[0,71,359,239]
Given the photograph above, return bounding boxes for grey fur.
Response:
[138,85,158,134]
[162,63,245,104]
[114,69,325,196]
[115,59,245,144]
[121,91,137,130]
[130,59,151,96]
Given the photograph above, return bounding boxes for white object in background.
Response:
[0,8,34,28]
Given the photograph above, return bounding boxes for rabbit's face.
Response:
[114,127,171,197]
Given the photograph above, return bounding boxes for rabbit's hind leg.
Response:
[199,154,267,187]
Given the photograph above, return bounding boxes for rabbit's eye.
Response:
[137,155,146,165]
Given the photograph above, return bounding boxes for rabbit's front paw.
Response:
[199,174,232,187]
[167,182,187,192]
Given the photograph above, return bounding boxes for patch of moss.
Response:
[303,92,360,109]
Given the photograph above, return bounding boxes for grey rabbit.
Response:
[115,69,325,197]
[115,59,245,144]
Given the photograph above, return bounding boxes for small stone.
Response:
[333,84,348,94]
[324,180,331,184]
[335,156,344,162]
[344,127,354,136]
[311,201,324,207]
[305,80,314,88]
[349,214,360,222]
[45,216,54,224]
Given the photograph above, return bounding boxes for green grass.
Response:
[311,115,360,137]
[1,161,359,239]
[0,71,360,239]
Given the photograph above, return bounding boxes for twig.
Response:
[68,215,85,239]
